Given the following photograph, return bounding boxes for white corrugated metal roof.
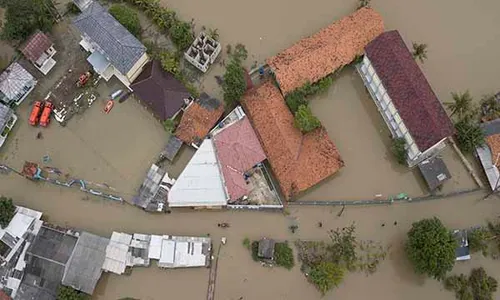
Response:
[159,240,175,265]
[6,213,34,239]
[168,139,228,207]
[110,232,132,245]
[148,235,162,260]
[0,63,35,101]
[477,145,499,190]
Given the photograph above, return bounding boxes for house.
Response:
[175,93,224,147]
[130,60,192,121]
[477,118,500,191]
[242,81,344,200]
[357,30,454,167]
[212,109,267,203]
[133,164,174,212]
[168,139,228,208]
[0,103,17,149]
[0,62,37,106]
[267,7,384,95]
[61,232,109,295]
[417,157,451,192]
[258,238,275,260]
[184,32,222,73]
[149,235,211,268]
[453,229,470,261]
[20,31,57,75]
[72,1,149,88]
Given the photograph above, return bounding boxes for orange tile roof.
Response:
[175,98,224,145]
[267,7,384,95]
[487,134,500,167]
[242,80,344,199]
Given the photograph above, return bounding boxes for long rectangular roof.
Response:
[72,1,146,75]
[242,81,344,199]
[267,7,384,95]
[365,30,454,151]
[168,139,228,207]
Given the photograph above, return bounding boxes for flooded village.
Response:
[0,0,500,299]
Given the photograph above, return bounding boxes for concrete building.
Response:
[0,63,37,106]
[72,1,149,88]
[184,32,221,73]
[149,235,211,268]
[20,31,57,75]
[0,103,17,149]
[357,30,454,167]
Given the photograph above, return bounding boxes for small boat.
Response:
[111,89,123,99]
[104,100,114,114]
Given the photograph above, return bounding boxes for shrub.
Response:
[468,228,492,256]
[405,217,457,279]
[285,91,308,113]
[163,119,175,133]
[222,58,246,107]
[251,241,259,261]
[294,105,321,133]
[357,0,371,9]
[454,118,485,153]
[0,196,15,228]
[66,2,80,15]
[57,286,89,300]
[445,268,498,300]
[309,262,345,295]
[391,137,407,165]
[274,242,295,270]
[242,237,251,249]
[1,0,55,41]
[109,5,141,37]
[170,20,194,51]
[158,50,180,76]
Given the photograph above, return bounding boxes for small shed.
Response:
[418,157,451,191]
[162,136,183,162]
[258,238,275,260]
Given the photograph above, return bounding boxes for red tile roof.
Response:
[175,94,224,145]
[242,81,344,199]
[0,290,11,300]
[20,31,53,63]
[267,7,384,95]
[365,30,454,151]
[213,117,267,201]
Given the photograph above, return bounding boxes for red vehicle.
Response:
[29,101,43,126]
[39,101,54,127]
[104,100,114,114]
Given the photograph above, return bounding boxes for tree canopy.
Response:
[109,4,141,37]
[57,286,89,300]
[294,105,321,133]
[1,0,55,42]
[309,262,345,295]
[0,196,15,228]
[412,42,428,63]
[445,91,474,120]
[222,57,246,107]
[405,217,457,279]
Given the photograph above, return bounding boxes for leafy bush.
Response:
[242,237,251,249]
[163,119,175,133]
[170,20,194,51]
[405,217,457,279]
[309,262,345,295]
[57,286,89,300]
[251,241,259,261]
[391,137,407,165]
[294,105,321,133]
[455,118,485,153]
[445,268,498,300]
[158,50,180,76]
[1,0,55,41]
[445,274,473,300]
[357,0,371,9]
[274,242,295,270]
[109,5,141,37]
[66,2,80,15]
[223,58,246,107]
[468,228,492,256]
[0,196,15,228]
[285,91,308,113]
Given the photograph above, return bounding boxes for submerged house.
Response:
[72,1,149,88]
[0,63,37,106]
[149,235,211,268]
[267,7,384,95]
[175,93,224,148]
[477,118,500,191]
[0,103,17,149]
[357,30,454,167]
[20,31,57,75]
[242,81,344,200]
[131,60,192,121]
[184,32,222,73]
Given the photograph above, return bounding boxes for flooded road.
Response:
[1,0,500,299]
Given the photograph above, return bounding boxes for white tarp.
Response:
[168,139,228,207]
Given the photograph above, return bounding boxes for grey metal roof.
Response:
[27,226,78,264]
[0,103,13,131]
[62,232,109,295]
[258,238,275,259]
[17,273,57,300]
[418,156,451,191]
[480,118,500,137]
[72,1,146,75]
[163,136,183,162]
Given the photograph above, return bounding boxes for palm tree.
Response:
[412,42,428,63]
[445,91,474,119]
[358,0,371,9]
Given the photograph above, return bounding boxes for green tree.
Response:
[0,196,15,228]
[158,50,180,76]
[163,119,175,133]
[1,0,55,41]
[170,20,193,50]
[469,267,498,300]
[480,94,500,121]
[274,242,295,270]
[412,42,428,63]
[454,118,485,153]
[294,105,321,133]
[222,58,246,107]
[309,262,345,295]
[109,5,141,37]
[468,228,492,256]
[285,91,307,113]
[445,91,474,120]
[57,286,89,300]
[391,137,407,165]
[405,217,457,279]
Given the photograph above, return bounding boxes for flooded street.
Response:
[1,0,500,299]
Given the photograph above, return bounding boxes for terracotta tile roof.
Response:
[267,7,384,95]
[242,81,344,199]
[487,134,500,167]
[213,117,267,201]
[20,31,53,62]
[175,93,224,145]
[365,30,454,151]
[131,60,191,121]
[0,290,11,300]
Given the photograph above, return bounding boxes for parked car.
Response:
[39,101,54,127]
[29,101,43,126]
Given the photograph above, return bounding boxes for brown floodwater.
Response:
[1,0,500,299]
